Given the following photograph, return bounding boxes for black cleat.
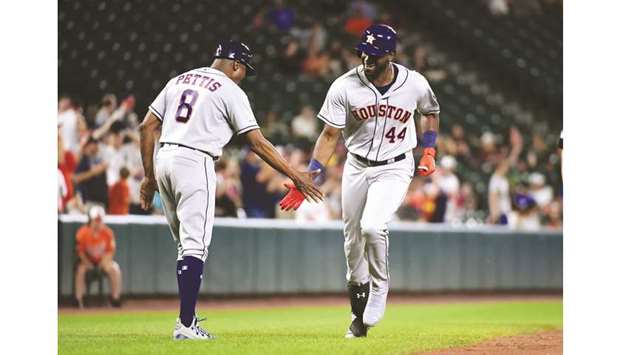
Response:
[344,316,368,338]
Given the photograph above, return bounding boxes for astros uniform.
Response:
[149,66,259,262]
[319,62,440,326]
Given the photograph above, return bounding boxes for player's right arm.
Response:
[312,124,342,167]
[243,129,323,203]
[279,80,345,211]
[138,111,162,209]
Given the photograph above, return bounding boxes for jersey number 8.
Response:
[175,89,199,123]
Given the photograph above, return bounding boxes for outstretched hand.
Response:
[293,170,324,203]
[279,183,305,211]
[279,170,324,211]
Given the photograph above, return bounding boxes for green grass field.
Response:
[59,300,562,355]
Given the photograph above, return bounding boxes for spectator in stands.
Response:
[528,172,553,209]
[262,110,289,145]
[511,189,541,230]
[108,167,130,215]
[450,124,471,159]
[74,206,122,308]
[327,40,345,77]
[291,105,319,141]
[267,0,295,32]
[58,130,77,212]
[302,49,330,78]
[455,182,478,222]
[488,127,523,224]
[58,96,87,156]
[101,122,129,186]
[279,38,306,75]
[92,96,134,141]
[295,199,330,222]
[307,21,327,53]
[240,150,279,218]
[434,155,460,222]
[74,136,109,209]
[58,169,68,213]
[341,47,361,71]
[412,46,429,73]
[116,131,145,214]
[214,160,241,218]
[544,198,563,230]
[94,94,118,128]
[344,6,373,37]
[347,0,377,22]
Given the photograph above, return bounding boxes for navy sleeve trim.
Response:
[148,106,164,121]
[317,113,346,128]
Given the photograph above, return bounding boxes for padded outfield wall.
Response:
[58,215,562,297]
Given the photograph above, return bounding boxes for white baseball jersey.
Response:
[149,67,259,157]
[149,67,259,263]
[324,63,440,328]
[318,63,439,162]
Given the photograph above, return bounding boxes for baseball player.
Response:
[280,24,440,338]
[138,40,323,340]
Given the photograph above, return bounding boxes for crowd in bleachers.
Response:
[58,0,562,230]
[57,93,562,230]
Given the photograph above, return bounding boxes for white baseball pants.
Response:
[156,145,216,262]
[341,151,414,326]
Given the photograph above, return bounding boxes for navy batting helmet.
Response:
[214,40,256,76]
[356,24,397,57]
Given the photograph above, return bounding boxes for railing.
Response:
[58,215,562,297]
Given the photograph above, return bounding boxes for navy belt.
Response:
[160,142,218,160]
[352,153,406,167]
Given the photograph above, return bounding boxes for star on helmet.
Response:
[366,34,375,44]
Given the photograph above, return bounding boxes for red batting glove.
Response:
[279,183,305,211]
[416,147,436,176]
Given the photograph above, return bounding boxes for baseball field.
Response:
[58,296,562,355]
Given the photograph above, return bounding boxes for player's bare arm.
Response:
[138,111,161,210]
[312,124,342,166]
[243,128,323,203]
[416,112,440,176]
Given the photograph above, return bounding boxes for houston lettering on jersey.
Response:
[175,73,222,92]
[351,104,412,123]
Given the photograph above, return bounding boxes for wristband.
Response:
[308,159,326,185]
[422,131,437,148]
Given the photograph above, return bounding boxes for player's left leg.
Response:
[359,155,414,327]
[170,150,217,338]
[157,147,216,340]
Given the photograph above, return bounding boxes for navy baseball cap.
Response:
[214,40,256,76]
[356,24,397,57]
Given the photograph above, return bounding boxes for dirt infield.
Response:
[59,293,561,315]
[419,329,562,355]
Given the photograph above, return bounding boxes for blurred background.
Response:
[58,0,563,231]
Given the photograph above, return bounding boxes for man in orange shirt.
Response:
[108,167,130,215]
[74,206,122,308]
